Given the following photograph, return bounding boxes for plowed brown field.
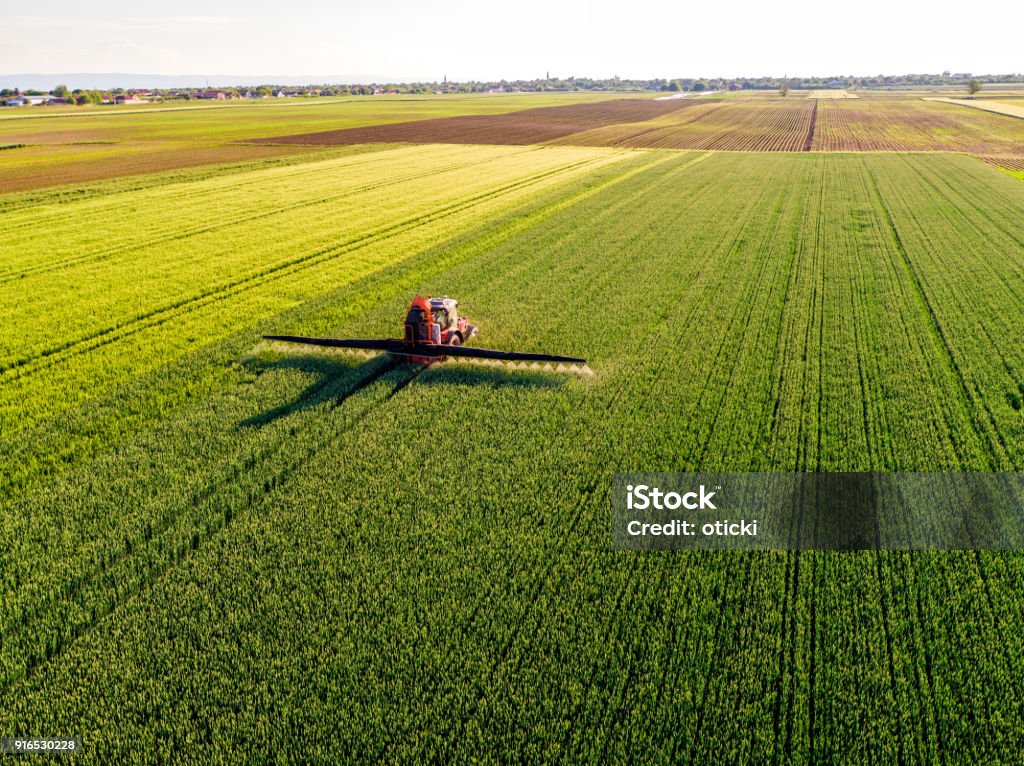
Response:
[245,96,1024,160]
[548,100,817,151]
[249,99,701,146]
[0,142,316,193]
[257,98,822,153]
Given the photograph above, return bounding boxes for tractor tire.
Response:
[449,333,462,346]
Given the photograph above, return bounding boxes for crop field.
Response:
[3,129,1024,763]
[249,94,1023,159]
[553,96,1024,155]
[807,89,859,98]
[257,98,818,152]
[924,97,1024,120]
[547,99,817,151]
[980,155,1024,173]
[248,98,701,146]
[811,97,1024,153]
[0,92,612,191]
[5,93,1022,195]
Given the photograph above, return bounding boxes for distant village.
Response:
[1,85,382,107]
[3,72,1023,107]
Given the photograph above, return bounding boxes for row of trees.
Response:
[2,74,1009,105]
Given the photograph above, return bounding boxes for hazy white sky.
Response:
[2,0,1021,79]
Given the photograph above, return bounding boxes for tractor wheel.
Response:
[449,333,462,346]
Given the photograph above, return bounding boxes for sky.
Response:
[2,0,1022,81]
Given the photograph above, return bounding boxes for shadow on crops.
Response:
[238,352,570,428]
[237,352,400,428]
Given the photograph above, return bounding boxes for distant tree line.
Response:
[4,72,1021,105]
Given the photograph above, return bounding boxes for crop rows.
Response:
[2,149,1024,762]
[250,99,700,147]
[0,140,317,194]
[811,99,1024,154]
[0,143,631,442]
[545,100,817,151]
[979,155,1024,173]
[0,92,613,192]
[544,97,1024,159]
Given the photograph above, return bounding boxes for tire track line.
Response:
[866,163,1010,469]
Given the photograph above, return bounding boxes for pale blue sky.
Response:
[3,0,1021,79]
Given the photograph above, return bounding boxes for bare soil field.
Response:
[0,142,316,193]
[249,99,701,146]
[548,100,817,151]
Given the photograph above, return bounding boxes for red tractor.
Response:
[404,296,476,345]
[266,295,586,367]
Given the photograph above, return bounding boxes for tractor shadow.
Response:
[238,353,570,428]
[237,352,395,428]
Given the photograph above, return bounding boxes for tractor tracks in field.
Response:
[802,101,818,152]
[0,144,394,234]
[1,151,661,700]
[866,164,1013,470]
[443,157,790,762]
[0,354,424,698]
[0,155,608,382]
[405,157,729,761]
[893,157,1024,414]
[770,159,826,763]
[0,147,539,284]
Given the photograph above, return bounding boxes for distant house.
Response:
[114,95,146,104]
[198,90,228,100]
[2,95,52,106]
[275,89,287,97]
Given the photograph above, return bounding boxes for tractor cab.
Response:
[428,297,458,332]
[402,295,477,352]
